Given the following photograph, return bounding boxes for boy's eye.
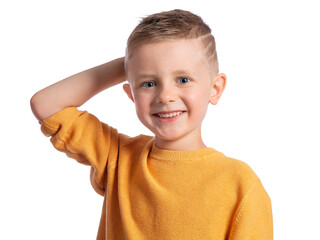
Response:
[142,81,155,88]
[177,77,190,84]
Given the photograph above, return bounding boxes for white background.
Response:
[1,0,319,239]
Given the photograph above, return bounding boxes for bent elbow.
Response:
[30,92,46,123]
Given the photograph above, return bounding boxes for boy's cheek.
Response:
[184,89,210,104]
[134,98,150,115]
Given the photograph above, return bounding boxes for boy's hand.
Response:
[30,57,126,123]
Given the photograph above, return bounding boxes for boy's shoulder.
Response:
[214,152,261,191]
[229,156,259,180]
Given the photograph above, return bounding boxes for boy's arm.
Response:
[30,57,126,123]
[229,180,273,240]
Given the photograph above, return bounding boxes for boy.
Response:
[31,9,273,240]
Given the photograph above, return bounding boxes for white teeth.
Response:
[157,111,182,118]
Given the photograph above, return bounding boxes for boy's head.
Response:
[125,9,218,76]
[123,9,226,150]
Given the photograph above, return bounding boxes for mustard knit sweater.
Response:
[41,107,273,240]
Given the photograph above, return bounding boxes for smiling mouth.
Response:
[153,111,185,119]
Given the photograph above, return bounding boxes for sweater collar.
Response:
[149,141,219,161]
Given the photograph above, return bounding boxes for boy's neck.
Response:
[154,135,207,151]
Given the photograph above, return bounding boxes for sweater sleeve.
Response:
[229,179,273,240]
[40,107,119,196]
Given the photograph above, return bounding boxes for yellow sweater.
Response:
[41,107,273,240]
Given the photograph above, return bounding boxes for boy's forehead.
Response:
[127,38,209,77]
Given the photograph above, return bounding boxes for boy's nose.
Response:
[155,86,178,104]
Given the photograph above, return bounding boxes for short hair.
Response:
[125,9,219,74]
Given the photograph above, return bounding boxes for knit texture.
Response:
[41,107,273,240]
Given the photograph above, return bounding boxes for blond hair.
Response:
[125,9,218,74]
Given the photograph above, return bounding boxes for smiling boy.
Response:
[123,38,225,151]
[31,9,273,240]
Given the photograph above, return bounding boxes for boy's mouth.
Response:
[153,111,185,119]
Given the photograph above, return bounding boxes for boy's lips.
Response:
[152,110,186,119]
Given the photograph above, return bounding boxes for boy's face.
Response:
[124,38,226,151]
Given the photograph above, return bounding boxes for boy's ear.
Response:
[123,83,135,103]
[209,73,227,105]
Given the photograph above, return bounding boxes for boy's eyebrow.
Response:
[172,70,192,76]
[135,73,157,81]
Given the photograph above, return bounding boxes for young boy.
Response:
[31,9,273,240]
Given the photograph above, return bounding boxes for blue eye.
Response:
[142,81,155,88]
[177,77,190,84]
